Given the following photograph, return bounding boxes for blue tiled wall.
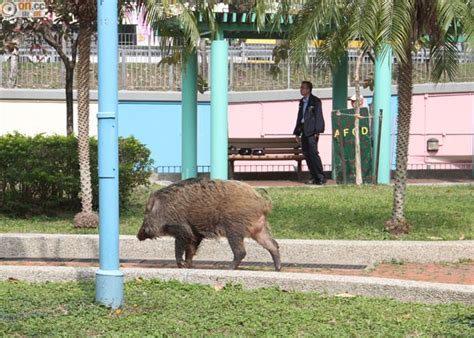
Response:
[118,101,211,169]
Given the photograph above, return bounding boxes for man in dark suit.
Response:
[293,81,326,185]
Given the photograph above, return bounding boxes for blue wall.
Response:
[118,101,211,169]
[366,96,398,170]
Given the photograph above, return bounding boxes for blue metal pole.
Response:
[181,51,198,179]
[96,0,123,309]
[373,46,393,184]
[210,29,228,179]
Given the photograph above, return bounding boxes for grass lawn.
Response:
[0,184,472,240]
[1,280,473,336]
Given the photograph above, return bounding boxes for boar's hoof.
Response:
[177,261,188,268]
[229,263,240,270]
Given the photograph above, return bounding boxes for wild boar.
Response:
[137,177,281,271]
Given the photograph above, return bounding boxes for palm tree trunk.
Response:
[74,22,98,228]
[385,48,413,235]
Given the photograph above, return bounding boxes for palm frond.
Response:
[389,0,416,64]
[350,0,392,56]
[430,38,460,82]
[289,0,344,68]
[438,0,473,42]
[254,0,272,32]
[195,0,218,39]
[268,0,292,32]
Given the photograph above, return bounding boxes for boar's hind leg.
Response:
[251,224,281,271]
[226,229,246,270]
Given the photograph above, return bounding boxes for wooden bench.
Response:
[228,137,304,179]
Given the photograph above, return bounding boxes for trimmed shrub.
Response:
[0,133,154,216]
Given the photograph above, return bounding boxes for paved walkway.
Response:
[1,258,472,285]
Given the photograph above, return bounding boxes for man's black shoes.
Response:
[305,178,326,185]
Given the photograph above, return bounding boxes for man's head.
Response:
[300,81,312,97]
[350,94,364,107]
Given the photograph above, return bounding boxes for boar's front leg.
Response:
[167,224,195,268]
[184,236,203,268]
[174,238,187,268]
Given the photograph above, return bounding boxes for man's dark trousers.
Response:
[301,134,324,182]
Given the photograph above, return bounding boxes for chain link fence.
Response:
[1,33,473,90]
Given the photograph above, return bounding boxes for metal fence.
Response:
[1,33,473,90]
[154,162,472,174]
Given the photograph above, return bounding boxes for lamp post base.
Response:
[95,269,124,309]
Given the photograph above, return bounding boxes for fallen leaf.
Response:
[213,284,223,291]
[335,293,355,298]
[459,234,465,240]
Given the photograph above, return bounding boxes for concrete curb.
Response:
[1,265,472,305]
[1,234,473,265]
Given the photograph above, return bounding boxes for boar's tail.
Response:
[256,188,272,214]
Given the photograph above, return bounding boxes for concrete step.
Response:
[1,233,472,265]
[2,265,472,305]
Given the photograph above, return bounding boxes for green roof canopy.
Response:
[161,12,294,39]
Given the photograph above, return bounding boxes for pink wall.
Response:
[408,93,473,165]
[228,92,473,170]
[229,100,336,170]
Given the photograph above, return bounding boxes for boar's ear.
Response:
[145,194,160,213]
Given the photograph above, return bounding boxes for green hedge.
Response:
[0,133,154,216]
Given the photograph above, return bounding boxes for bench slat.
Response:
[229,138,298,148]
[229,149,301,155]
[229,144,300,148]
[229,154,305,160]
[229,137,297,143]
[228,137,305,179]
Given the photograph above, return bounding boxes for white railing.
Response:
[1,33,472,90]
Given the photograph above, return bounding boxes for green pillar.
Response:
[373,46,393,184]
[331,52,348,179]
[210,30,228,179]
[181,51,198,180]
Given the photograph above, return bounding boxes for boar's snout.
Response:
[137,221,152,241]
[136,227,146,241]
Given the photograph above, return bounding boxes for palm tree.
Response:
[384,0,472,234]
[73,0,99,228]
[286,0,472,234]
[135,0,208,54]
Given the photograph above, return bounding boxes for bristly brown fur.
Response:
[137,177,280,271]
